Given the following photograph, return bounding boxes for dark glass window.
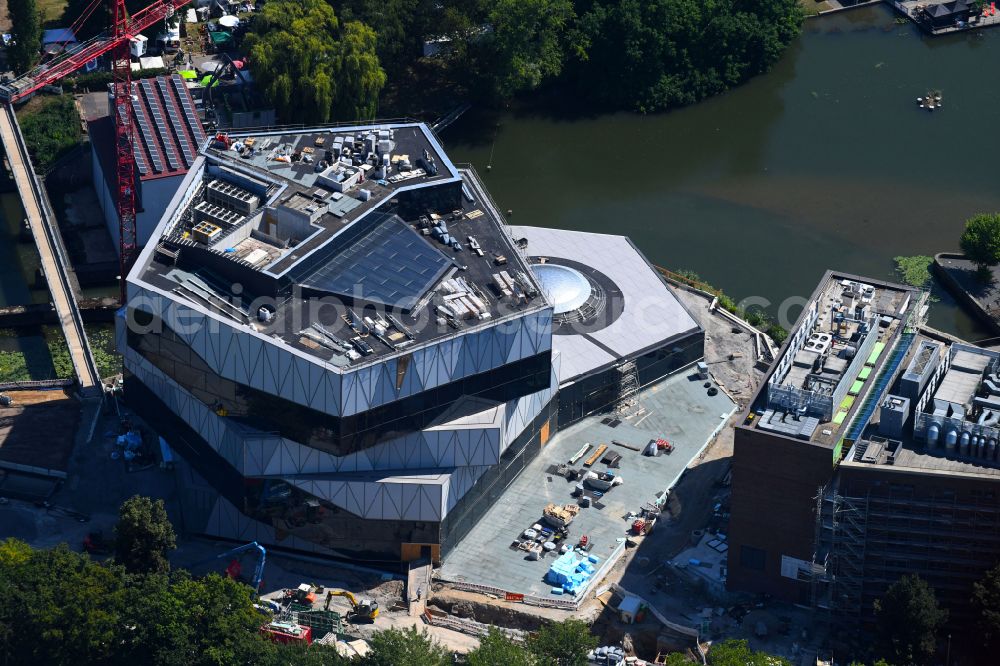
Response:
[740,545,766,571]
[127,310,551,455]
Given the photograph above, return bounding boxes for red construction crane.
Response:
[0,0,189,303]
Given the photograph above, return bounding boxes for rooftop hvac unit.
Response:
[192,221,222,244]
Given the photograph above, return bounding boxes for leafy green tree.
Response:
[258,640,353,665]
[0,537,31,566]
[246,0,386,123]
[526,618,597,666]
[874,574,948,666]
[362,626,451,666]
[8,0,42,74]
[481,0,576,98]
[972,561,1000,653]
[662,652,695,666]
[960,213,1000,273]
[117,571,270,666]
[0,541,126,664]
[573,0,802,113]
[339,0,420,76]
[114,495,177,574]
[468,627,535,665]
[708,639,792,665]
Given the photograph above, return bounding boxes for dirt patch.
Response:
[428,592,551,632]
[0,390,80,472]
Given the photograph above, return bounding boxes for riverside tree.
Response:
[572,0,802,112]
[7,0,42,74]
[480,0,577,99]
[114,495,177,574]
[245,0,386,124]
[874,574,948,666]
[960,213,1000,276]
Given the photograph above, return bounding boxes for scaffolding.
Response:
[827,492,870,623]
[278,602,344,640]
[614,360,641,416]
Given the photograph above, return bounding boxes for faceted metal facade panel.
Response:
[121,311,557,523]
[126,284,552,419]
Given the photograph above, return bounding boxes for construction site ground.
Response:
[433,285,775,658]
[0,388,79,462]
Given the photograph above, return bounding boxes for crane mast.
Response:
[112,0,136,303]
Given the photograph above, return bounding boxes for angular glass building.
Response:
[120,123,702,564]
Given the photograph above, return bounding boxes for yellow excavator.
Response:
[325,589,380,622]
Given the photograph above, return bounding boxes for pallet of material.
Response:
[611,439,641,452]
[584,444,608,467]
[569,442,592,465]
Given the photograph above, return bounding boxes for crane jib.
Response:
[0,0,190,104]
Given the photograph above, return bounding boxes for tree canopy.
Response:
[246,0,386,123]
[874,574,948,666]
[467,628,535,666]
[960,213,1000,273]
[114,495,176,574]
[571,0,802,112]
[8,0,42,74]
[329,0,802,114]
[707,639,792,666]
[526,617,597,666]
[361,626,451,666]
[480,0,577,99]
[972,561,1000,654]
[0,537,348,666]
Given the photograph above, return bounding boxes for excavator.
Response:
[324,589,379,622]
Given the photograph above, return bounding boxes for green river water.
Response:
[444,5,1000,340]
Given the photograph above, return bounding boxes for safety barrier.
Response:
[0,378,75,391]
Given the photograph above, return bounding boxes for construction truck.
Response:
[325,589,379,622]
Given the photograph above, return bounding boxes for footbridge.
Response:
[0,105,101,395]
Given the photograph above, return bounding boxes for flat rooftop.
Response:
[843,334,1000,480]
[438,370,736,596]
[747,273,920,447]
[200,124,455,275]
[133,123,548,368]
[508,226,701,385]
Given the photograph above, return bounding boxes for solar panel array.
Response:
[130,97,165,174]
[132,142,149,176]
[301,217,453,311]
[156,76,197,166]
[113,76,207,180]
[171,75,207,147]
[139,79,182,171]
